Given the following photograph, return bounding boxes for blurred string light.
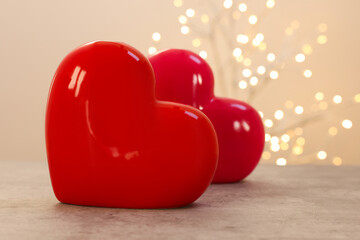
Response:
[267,53,276,62]
[201,14,209,23]
[199,50,207,59]
[281,134,290,142]
[152,32,161,41]
[148,46,157,55]
[178,15,187,24]
[354,94,360,103]
[333,95,342,104]
[262,151,271,159]
[342,119,352,129]
[285,100,294,109]
[328,126,338,136]
[332,157,342,166]
[276,158,287,166]
[192,38,201,47]
[173,0,183,7]
[317,151,327,160]
[186,8,195,17]
[232,11,241,20]
[254,33,264,45]
[302,44,313,55]
[242,68,251,78]
[295,53,305,62]
[269,70,279,79]
[271,144,280,152]
[151,0,358,166]
[294,127,303,135]
[293,146,303,155]
[237,34,249,44]
[238,3,247,12]
[257,66,266,75]
[270,136,279,144]
[317,35,327,44]
[318,23,328,32]
[274,110,284,120]
[233,48,242,57]
[264,119,273,128]
[265,133,271,141]
[181,26,190,34]
[304,69,312,78]
[250,76,258,86]
[223,0,233,9]
[296,137,305,145]
[243,58,252,67]
[280,142,289,150]
[266,0,276,8]
[315,92,324,101]
[294,106,304,114]
[259,42,267,51]
[319,101,328,110]
[248,15,258,25]
[238,80,247,89]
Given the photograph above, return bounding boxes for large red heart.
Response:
[149,49,264,183]
[45,42,218,208]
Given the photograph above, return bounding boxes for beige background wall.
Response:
[0,0,359,164]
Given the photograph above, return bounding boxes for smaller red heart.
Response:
[150,49,265,183]
[45,42,218,208]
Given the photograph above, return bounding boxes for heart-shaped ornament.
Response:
[150,49,264,183]
[46,42,218,208]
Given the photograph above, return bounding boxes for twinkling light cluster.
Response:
[260,90,358,166]
[147,0,359,166]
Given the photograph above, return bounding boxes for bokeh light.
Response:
[317,35,328,44]
[266,0,276,8]
[186,8,195,18]
[181,26,190,34]
[294,106,304,114]
[274,110,284,120]
[332,157,342,166]
[304,69,312,78]
[269,70,279,79]
[152,32,161,41]
[257,66,266,75]
[148,47,157,55]
[276,158,287,166]
[199,50,207,59]
[249,15,258,24]
[317,151,327,160]
[238,3,247,12]
[238,80,247,89]
[342,119,352,129]
[333,95,342,104]
[295,53,305,62]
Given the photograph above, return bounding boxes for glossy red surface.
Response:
[45,42,218,208]
[150,49,265,183]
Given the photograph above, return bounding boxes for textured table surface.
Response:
[0,160,359,239]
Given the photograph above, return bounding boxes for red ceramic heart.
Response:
[149,49,264,183]
[45,42,218,208]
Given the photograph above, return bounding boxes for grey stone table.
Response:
[1,160,359,239]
